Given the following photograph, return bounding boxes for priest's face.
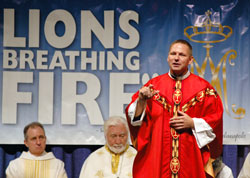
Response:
[167,42,193,77]
[24,126,46,156]
[106,123,128,154]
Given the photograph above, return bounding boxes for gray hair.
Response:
[23,122,45,140]
[104,116,129,137]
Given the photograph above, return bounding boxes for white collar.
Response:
[168,70,190,80]
[20,151,55,160]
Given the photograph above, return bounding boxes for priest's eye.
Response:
[31,137,36,141]
[39,136,45,139]
[119,134,125,138]
[110,134,117,138]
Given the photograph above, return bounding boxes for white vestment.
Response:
[238,153,250,178]
[79,145,137,178]
[216,163,234,178]
[6,151,67,178]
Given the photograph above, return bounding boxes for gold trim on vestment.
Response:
[204,156,215,178]
[170,80,181,178]
[182,88,218,112]
[151,90,172,113]
[105,144,129,174]
[151,81,218,177]
[24,159,50,178]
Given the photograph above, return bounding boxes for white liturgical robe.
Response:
[6,151,67,178]
[79,145,137,178]
[238,153,250,178]
[216,163,234,178]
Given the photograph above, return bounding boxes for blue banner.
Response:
[0,0,249,144]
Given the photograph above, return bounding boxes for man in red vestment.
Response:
[125,39,223,178]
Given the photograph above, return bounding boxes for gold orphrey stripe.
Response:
[171,80,181,178]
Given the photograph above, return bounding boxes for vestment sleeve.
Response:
[197,87,223,159]
[192,118,216,148]
[79,156,92,178]
[57,161,68,178]
[238,153,250,178]
[125,90,143,148]
[5,161,18,178]
[127,99,146,126]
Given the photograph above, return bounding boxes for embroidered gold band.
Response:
[105,144,129,174]
[153,93,172,113]
[171,80,181,178]
[150,84,217,178]
[182,88,218,112]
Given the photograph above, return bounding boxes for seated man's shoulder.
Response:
[128,146,137,153]
[46,152,65,164]
[87,146,106,158]
[125,146,137,158]
[6,151,27,172]
[8,151,26,164]
[246,152,250,161]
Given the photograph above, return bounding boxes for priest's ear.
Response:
[188,55,194,65]
[24,139,28,148]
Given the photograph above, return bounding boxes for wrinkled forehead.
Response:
[107,124,127,134]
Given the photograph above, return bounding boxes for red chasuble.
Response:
[125,73,223,178]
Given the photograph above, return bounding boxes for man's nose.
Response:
[175,54,180,60]
[36,138,41,144]
[114,137,122,144]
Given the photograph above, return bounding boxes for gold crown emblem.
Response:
[184,10,232,43]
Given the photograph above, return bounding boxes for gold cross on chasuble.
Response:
[170,80,182,178]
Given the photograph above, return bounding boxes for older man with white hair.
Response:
[79,116,137,178]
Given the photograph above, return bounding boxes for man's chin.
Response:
[32,152,44,156]
[172,69,181,74]
[109,146,125,154]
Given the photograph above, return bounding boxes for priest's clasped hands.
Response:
[138,84,194,130]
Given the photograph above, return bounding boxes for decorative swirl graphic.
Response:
[185,10,245,119]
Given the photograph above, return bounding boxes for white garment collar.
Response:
[168,70,190,80]
[20,151,55,160]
